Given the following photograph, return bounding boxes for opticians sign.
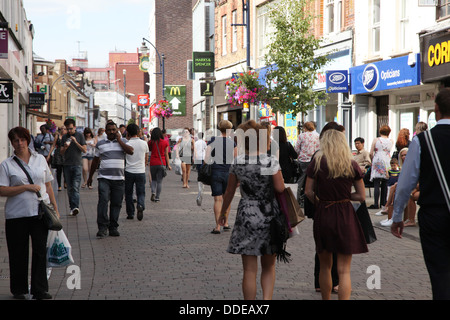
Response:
[349,53,421,94]
[326,70,348,93]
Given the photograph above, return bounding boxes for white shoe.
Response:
[375,210,387,216]
[380,219,392,227]
[70,208,79,216]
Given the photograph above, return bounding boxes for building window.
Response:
[232,10,237,52]
[437,0,450,19]
[222,15,227,56]
[400,0,409,50]
[372,0,381,54]
[325,0,342,35]
[257,5,274,66]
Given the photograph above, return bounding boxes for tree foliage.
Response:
[263,0,329,115]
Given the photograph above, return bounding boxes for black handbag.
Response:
[197,163,212,185]
[13,156,63,231]
[355,201,377,244]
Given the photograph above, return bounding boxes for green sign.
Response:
[165,85,186,116]
[192,51,214,73]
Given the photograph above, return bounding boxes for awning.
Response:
[26,109,62,120]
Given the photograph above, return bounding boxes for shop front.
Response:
[349,53,433,146]
[312,46,353,145]
[420,26,450,129]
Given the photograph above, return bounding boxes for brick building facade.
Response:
[154,0,193,132]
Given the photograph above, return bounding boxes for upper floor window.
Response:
[437,0,450,19]
[371,0,381,53]
[222,15,227,56]
[399,0,409,51]
[325,0,342,34]
[232,10,238,52]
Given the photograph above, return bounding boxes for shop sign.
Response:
[28,93,45,108]
[0,30,7,59]
[137,94,149,107]
[349,53,421,94]
[420,31,450,83]
[326,70,348,93]
[192,52,214,73]
[165,85,186,116]
[0,82,13,103]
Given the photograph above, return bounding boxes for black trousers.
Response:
[418,205,450,300]
[373,178,388,207]
[5,216,49,296]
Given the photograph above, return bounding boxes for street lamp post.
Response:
[123,69,127,124]
[231,0,251,70]
[139,37,166,130]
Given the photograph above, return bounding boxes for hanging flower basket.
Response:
[153,99,173,119]
[225,70,267,107]
[46,120,57,133]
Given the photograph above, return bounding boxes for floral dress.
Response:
[370,137,393,181]
[227,154,281,256]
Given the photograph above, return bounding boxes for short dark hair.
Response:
[64,118,76,127]
[435,88,450,117]
[8,127,31,145]
[126,123,139,136]
[354,137,365,144]
[106,121,117,128]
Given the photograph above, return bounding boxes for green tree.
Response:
[263,0,328,115]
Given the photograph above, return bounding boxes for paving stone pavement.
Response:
[0,167,432,301]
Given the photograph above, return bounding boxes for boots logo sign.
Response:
[362,64,379,92]
[0,82,13,103]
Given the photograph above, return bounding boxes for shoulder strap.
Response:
[12,156,42,198]
[155,140,164,165]
[424,130,450,211]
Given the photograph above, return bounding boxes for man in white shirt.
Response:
[125,123,149,221]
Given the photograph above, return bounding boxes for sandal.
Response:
[404,220,416,227]
[211,229,220,234]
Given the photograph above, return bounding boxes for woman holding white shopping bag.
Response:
[0,127,58,300]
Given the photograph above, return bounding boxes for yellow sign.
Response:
[427,41,450,67]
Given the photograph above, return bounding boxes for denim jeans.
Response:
[125,171,146,217]
[63,165,82,210]
[97,178,124,231]
[150,165,165,199]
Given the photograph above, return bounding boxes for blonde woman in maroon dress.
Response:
[305,129,367,300]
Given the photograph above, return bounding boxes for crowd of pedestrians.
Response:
[0,89,449,300]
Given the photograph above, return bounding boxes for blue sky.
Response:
[23,0,152,67]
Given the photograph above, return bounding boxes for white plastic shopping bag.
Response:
[46,230,74,268]
[173,158,182,175]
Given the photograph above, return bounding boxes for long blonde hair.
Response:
[314,129,355,179]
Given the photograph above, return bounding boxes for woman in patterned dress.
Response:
[219,120,286,300]
[369,125,394,209]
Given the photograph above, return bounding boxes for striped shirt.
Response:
[95,138,126,180]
